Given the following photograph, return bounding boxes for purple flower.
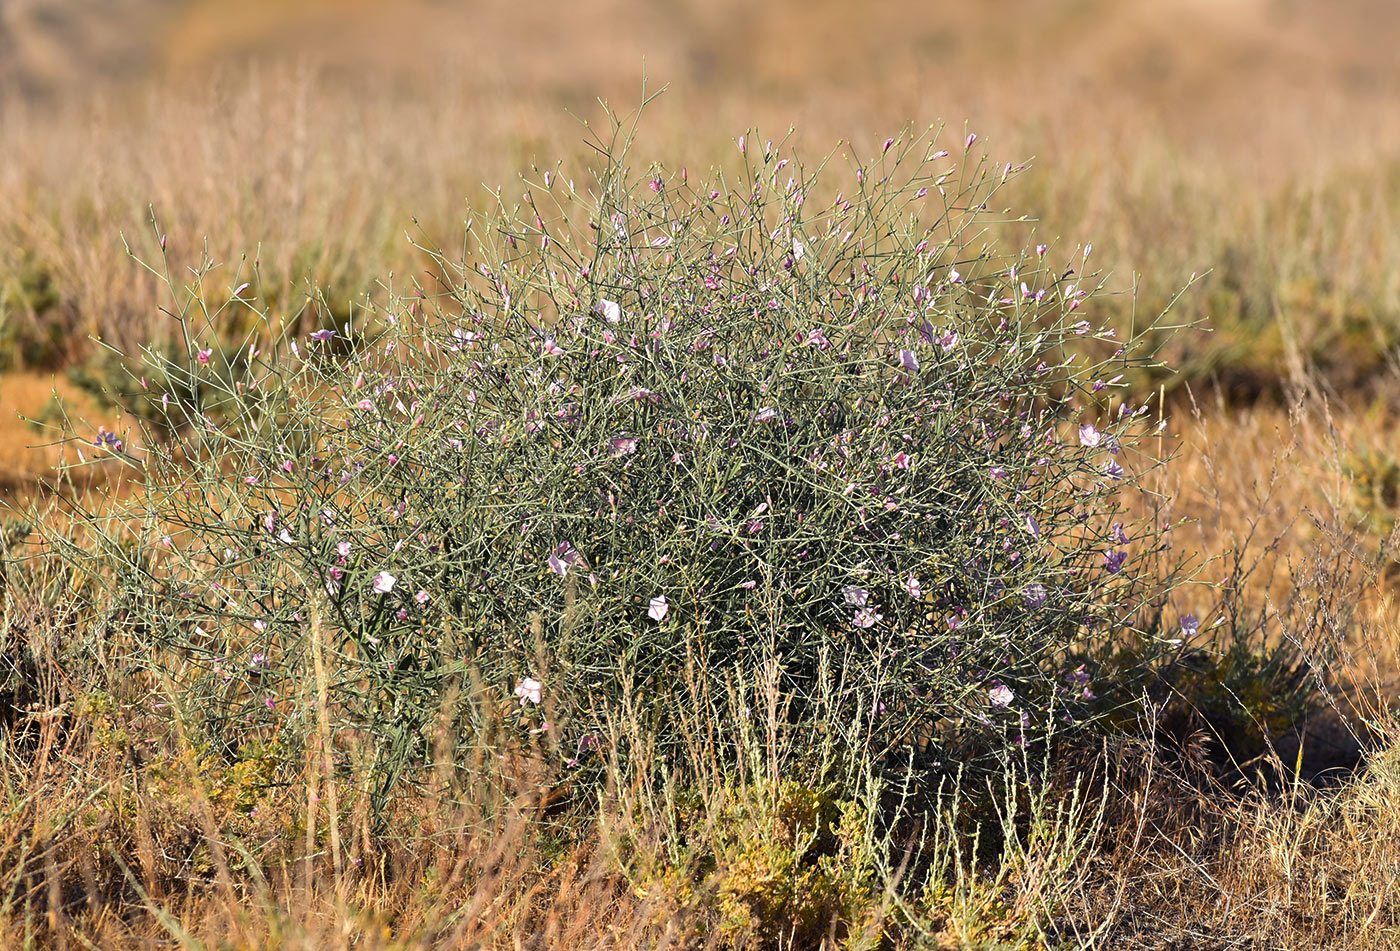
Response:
[309,329,336,343]
[1025,514,1040,539]
[371,571,396,594]
[648,595,669,622]
[1104,459,1124,480]
[610,436,639,456]
[1103,550,1127,574]
[1180,614,1199,639]
[842,585,870,607]
[753,406,779,424]
[898,349,920,372]
[1024,583,1047,608]
[548,542,580,577]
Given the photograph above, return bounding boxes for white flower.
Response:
[988,684,1014,707]
[371,571,396,594]
[599,299,622,323]
[648,595,669,622]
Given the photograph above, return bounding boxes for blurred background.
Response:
[1,0,1400,488]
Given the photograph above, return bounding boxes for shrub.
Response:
[43,106,1189,805]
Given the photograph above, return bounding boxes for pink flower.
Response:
[753,406,779,424]
[415,590,429,604]
[309,329,335,343]
[893,452,911,470]
[965,132,977,149]
[197,349,212,365]
[337,541,352,558]
[852,607,882,629]
[1079,424,1102,448]
[948,268,963,285]
[842,586,870,607]
[988,684,1014,707]
[371,571,396,594]
[541,335,564,356]
[598,299,622,323]
[904,574,921,598]
[648,595,669,622]
[514,677,543,705]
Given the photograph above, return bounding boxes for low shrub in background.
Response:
[41,104,1194,819]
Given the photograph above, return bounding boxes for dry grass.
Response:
[2,0,1400,947]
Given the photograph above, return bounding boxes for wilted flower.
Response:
[371,571,396,594]
[514,677,543,705]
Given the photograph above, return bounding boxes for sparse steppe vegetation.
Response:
[2,2,1400,948]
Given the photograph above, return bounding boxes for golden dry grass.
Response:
[2,1,1400,948]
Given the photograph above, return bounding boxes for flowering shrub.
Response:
[49,112,1187,799]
